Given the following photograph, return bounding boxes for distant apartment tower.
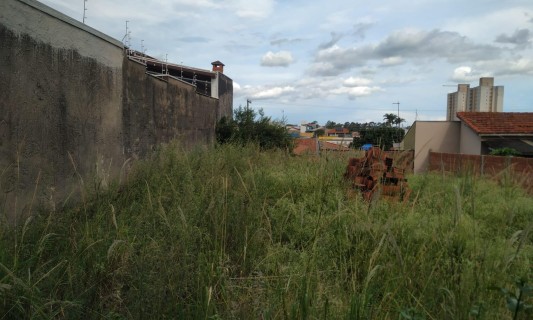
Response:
[446,77,504,121]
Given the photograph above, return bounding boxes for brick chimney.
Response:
[211,60,225,73]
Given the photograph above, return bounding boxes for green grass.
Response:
[1,143,532,319]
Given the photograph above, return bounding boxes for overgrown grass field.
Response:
[1,144,532,319]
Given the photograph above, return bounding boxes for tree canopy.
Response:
[325,114,406,150]
[383,113,405,127]
[216,106,293,151]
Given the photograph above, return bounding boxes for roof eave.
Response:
[479,133,533,137]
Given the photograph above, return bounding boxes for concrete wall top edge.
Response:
[18,0,123,48]
[1,0,124,68]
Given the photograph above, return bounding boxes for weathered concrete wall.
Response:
[0,0,123,68]
[122,58,218,158]
[1,0,231,222]
[217,73,233,120]
[0,0,124,221]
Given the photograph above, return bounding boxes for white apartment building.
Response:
[446,77,504,121]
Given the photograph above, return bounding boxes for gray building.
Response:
[446,77,504,121]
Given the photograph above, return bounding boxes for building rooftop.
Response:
[457,112,533,135]
[293,138,318,155]
[326,128,349,134]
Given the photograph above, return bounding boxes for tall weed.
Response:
[1,144,532,318]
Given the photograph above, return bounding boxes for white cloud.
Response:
[260,51,294,67]
[503,58,533,75]
[343,77,372,87]
[451,66,481,82]
[444,7,533,43]
[249,86,296,99]
[450,58,533,82]
[380,56,404,66]
[331,86,383,99]
[231,0,275,18]
[476,58,533,76]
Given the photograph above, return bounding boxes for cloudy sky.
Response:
[40,0,533,126]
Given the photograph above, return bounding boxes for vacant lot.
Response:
[1,144,532,319]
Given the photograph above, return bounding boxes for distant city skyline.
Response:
[40,0,533,126]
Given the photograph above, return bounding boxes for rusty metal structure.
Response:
[344,147,411,202]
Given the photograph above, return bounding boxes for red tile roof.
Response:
[293,138,318,155]
[326,128,349,134]
[457,112,533,135]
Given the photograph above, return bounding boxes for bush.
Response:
[216,106,293,151]
[352,126,405,150]
[490,147,521,156]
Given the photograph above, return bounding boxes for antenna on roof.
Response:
[122,21,128,43]
[122,20,133,56]
[82,0,88,24]
[163,54,168,75]
[141,40,146,63]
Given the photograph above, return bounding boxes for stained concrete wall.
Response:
[0,0,124,221]
[217,73,233,120]
[0,0,231,221]
[122,58,218,158]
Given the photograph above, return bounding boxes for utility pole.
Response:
[393,101,400,127]
[247,99,252,108]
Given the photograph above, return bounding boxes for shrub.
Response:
[216,106,293,151]
[490,147,521,157]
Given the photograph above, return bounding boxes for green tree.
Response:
[490,147,521,156]
[352,126,405,150]
[393,116,405,126]
[313,128,325,137]
[383,113,398,126]
[216,106,294,151]
[325,121,338,129]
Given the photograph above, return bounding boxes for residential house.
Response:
[300,122,321,133]
[326,128,350,137]
[285,124,301,138]
[402,112,533,173]
[457,112,533,156]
